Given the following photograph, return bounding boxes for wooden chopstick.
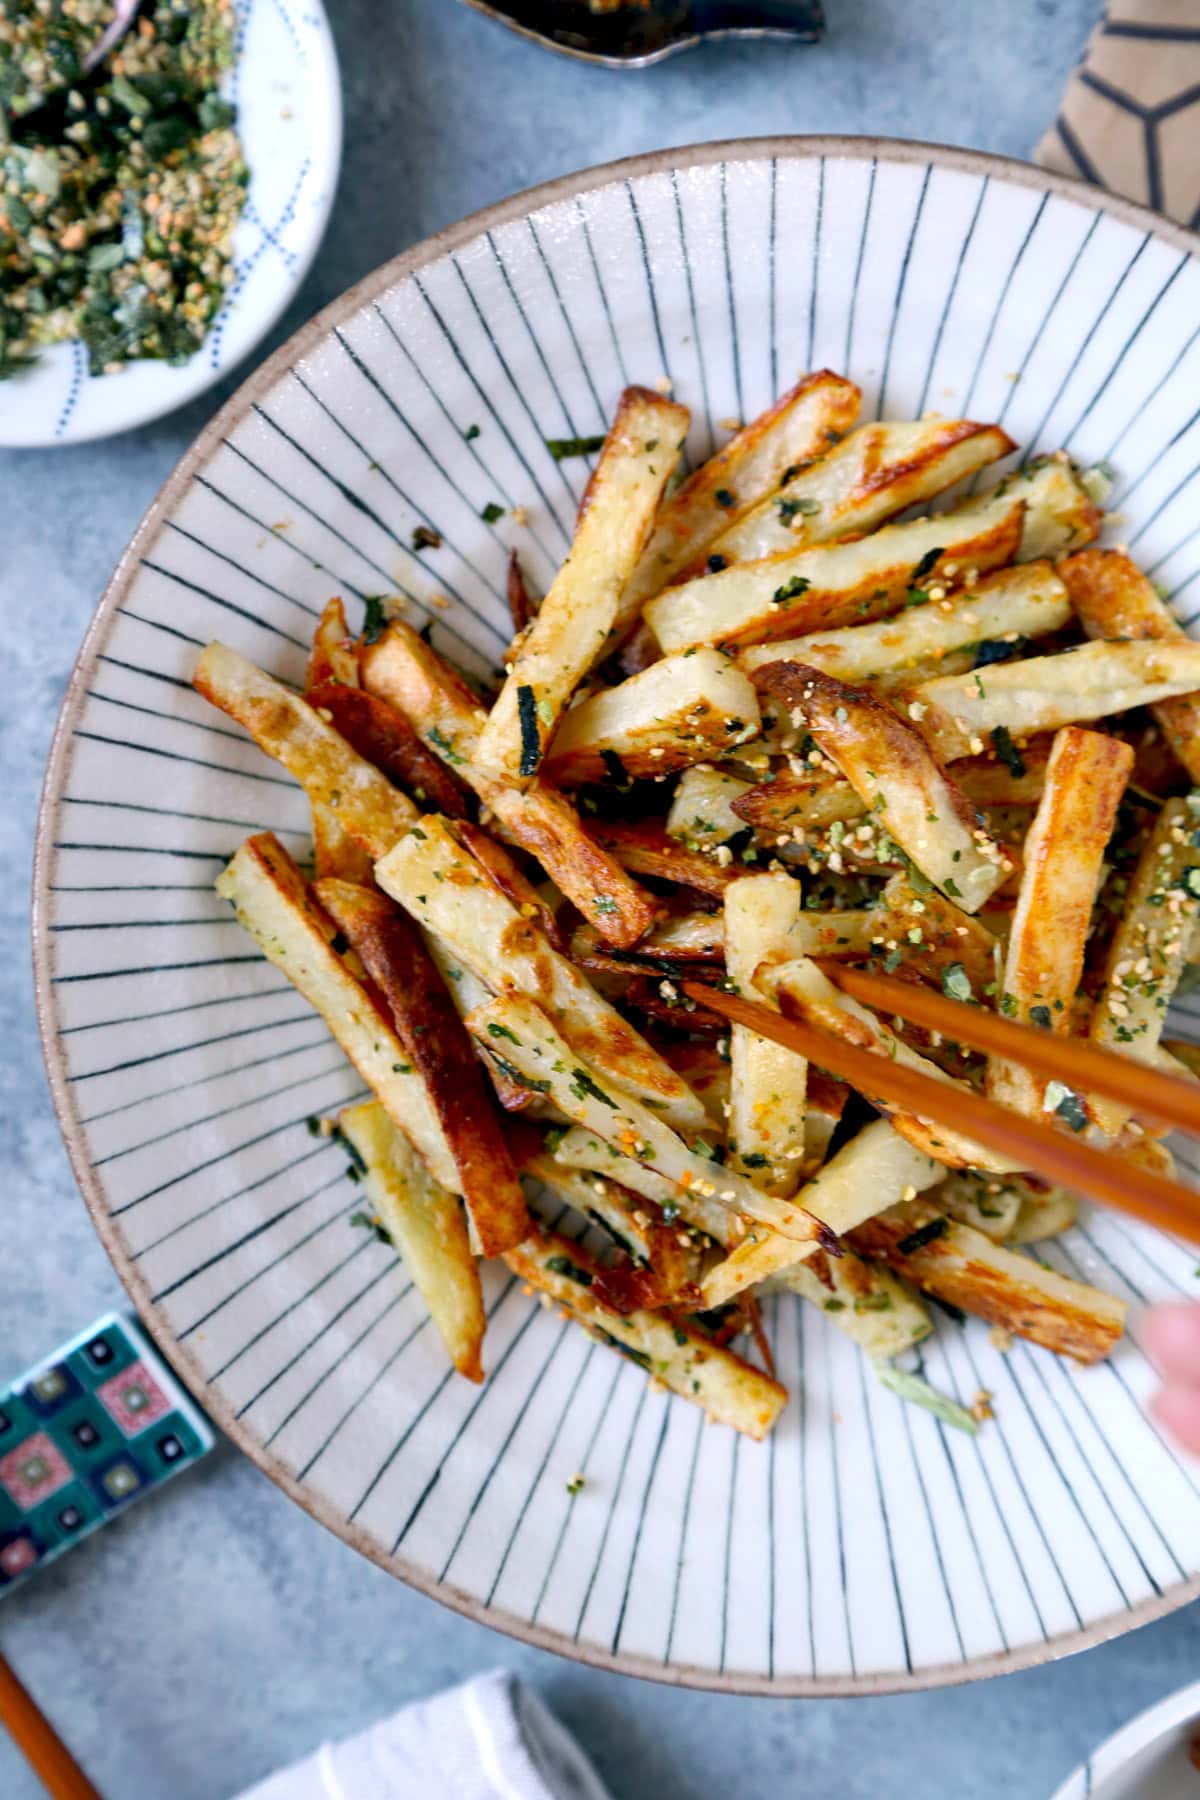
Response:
[684,982,1200,1244]
[817,962,1200,1134]
[0,1651,102,1800]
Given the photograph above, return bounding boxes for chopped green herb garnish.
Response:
[546,434,606,460]
[772,575,811,606]
[911,546,944,582]
[546,1254,593,1286]
[1029,1004,1053,1029]
[876,1363,978,1435]
[707,554,728,573]
[942,963,972,1003]
[1045,1080,1088,1132]
[896,1217,948,1256]
[991,725,1026,779]
[569,1067,616,1107]
[481,502,505,524]
[517,684,541,777]
[487,1022,522,1045]
[350,1209,393,1247]
[715,488,736,508]
[362,597,388,645]
[464,424,481,441]
[427,725,464,765]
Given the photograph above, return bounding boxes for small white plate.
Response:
[1052,1679,1200,1798]
[0,0,341,448]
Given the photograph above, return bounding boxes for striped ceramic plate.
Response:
[33,139,1200,1694]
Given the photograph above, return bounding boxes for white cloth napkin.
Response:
[235,1670,614,1800]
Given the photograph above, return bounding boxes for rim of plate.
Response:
[1049,1676,1200,1798]
[0,0,343,448]
[31,134,1200,1697]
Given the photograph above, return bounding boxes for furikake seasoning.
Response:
[0,0,247,379]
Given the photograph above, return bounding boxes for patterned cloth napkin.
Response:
[234,1671,613,1800]
[1035,1,1200,227]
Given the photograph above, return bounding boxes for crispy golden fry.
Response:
[541,650,761,786]
[376,815,705,1131]
[766,1249,933,1361]
[307,680,472,818]
[874,872,999,991]
[194,643,418,860]
[986,727,1133,1118]
[643,492,1025,654]
[1061,549,1200,784]
[764,954,1017,1172]
[477,387,690,782]
[339,1101,485,1382]
[617,370,861,629]
[311,804,376,883]
[969,456,1103,560]
[1086,795,1200,1136]
[453,820,566,953]
[738,562,1070,679]
[465,991,822,1248]
[911,640,1200,762]
[849,1200,1126,1364]
[523,1151,696,1275]
[214,834,456,1187]
[755,662,1010,912]
[313,878,530,1256]
[711,418,1014,564]
[549,1124,736,1244]
[724,873,810,1194]
[306,597,360,690]
[730,740,1052,837]
[507,549,538,637]
[701,1118,944,1307]
[361,622,657,945]
[504,1225,788,1439]
[590,818,738,900]
[666,765,754,849]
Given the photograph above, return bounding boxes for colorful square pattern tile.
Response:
[0,1313,214,1595]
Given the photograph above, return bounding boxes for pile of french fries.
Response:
[195,370,1200,1442]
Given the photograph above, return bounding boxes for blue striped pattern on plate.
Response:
[33,142,1200,1693]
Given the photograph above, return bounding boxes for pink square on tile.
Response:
[96,1362,170,1437]
[0,1433,72,1509]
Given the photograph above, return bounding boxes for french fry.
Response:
[873,872,999,991]
[932,1170,1023,1243]
[848,1199,1126,1364]
[339,1101,485,1382]
[1086,795,1200,1136]
[910,640,1200,762]
[666,765,754,849]
[589,818,739,900]
[504,1225,788,1439]
[724,873,811,1193]
[307,681,472,818]
[193,643,418,861]
[214,835,456,1188]
[452,820,566,952]
[313,879,530,1256]
[311,804,376,883]
[642,492,1025,655]
[507,549,538,637]
[616,370,861,629]
[968,455,1104,560]
[766,1250,933,1361]
[755,663,1011,912]
[541,650,761,786]
[476,386,690,782]
[375,815,706,1130]
[701,1118,944,1307]
[523,1151,694,1269]
[549,1124,735,1243]
[738,562,1070,679]
[710,418,1014,565]
[465,991,823,1248]
[764,954,1018,1172]
[986,727,1133,1118]
[361,622,657,946]
[306,597,360,690]
[1061,549,1200,784]
[1007,1186,1079,1244]
[730,740,1052,838]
